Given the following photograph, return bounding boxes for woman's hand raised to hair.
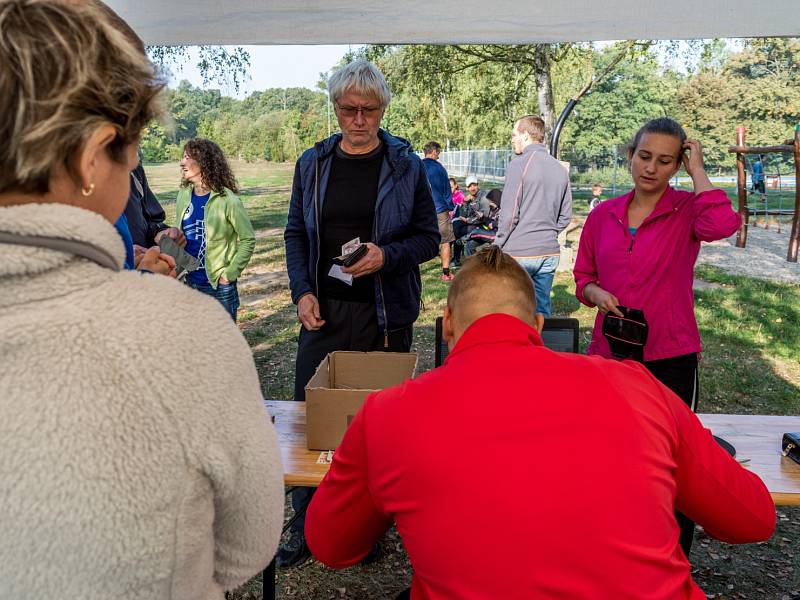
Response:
[682,139,714,194]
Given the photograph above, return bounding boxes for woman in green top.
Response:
[177,138,255,321]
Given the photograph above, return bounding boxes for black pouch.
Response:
[332,243,367,267]
[602,306,649,362]
[782,432,800,465]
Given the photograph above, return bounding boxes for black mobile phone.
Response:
[333,244,368,267]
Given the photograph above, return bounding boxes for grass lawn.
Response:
[145,160,800,599]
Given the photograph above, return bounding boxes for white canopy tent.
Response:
[107,0,799,45]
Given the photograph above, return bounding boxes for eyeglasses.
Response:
[336,104,382,118]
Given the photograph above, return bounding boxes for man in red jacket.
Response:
[305,247,775,600]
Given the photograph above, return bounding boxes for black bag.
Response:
[782,432,800,465]
[602,306,649,362]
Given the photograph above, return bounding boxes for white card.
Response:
[341,237,361,256]
[328,264,353,285]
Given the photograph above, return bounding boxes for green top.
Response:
[176,186,255,288]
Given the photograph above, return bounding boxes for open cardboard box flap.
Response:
[305,351,417,450]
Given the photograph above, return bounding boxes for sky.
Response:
[166,45,352,99]
[165,40,744,99]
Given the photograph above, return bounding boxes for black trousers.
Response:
[291,297,413,534]
[643,352,699,556]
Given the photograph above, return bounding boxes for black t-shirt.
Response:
[318,142,383,303]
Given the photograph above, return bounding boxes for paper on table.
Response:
[317,450,334,464]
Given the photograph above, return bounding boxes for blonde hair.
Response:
[0,0,165,194]
[515,115,546,143]
[328,60,391,109]
[447,246,537,327]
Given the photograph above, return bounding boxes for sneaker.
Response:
[276,530,312,568]
[440,273,455,282]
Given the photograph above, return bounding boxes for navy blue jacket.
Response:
[422,157,454,214]
[284,130,440,331]
[124,164,167,247]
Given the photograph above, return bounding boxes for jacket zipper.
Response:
[314,157,321,298]
[373,208,389,348]
[205,192,221,287]
[616,217,633,253]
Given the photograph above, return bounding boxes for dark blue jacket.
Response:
[422,157,454,214]
[124,164,167,247]
[284,130,440,331]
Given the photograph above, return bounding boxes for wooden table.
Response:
[699,413,800,506]
[266,400,800,504]
[267,400,332,487]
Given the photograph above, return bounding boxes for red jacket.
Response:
[574,187,741,361]
[306,314,775,599]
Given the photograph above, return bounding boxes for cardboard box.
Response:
[305,351,418,450]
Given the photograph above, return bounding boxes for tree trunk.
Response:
[533,46,556,147]
[438,75,451,150]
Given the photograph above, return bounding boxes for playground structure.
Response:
[730,125,800,262]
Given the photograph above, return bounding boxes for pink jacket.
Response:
[574,187,741,361]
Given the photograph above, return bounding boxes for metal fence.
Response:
[427,146,797,196]
[436,148,514,183]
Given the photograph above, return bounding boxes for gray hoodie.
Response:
[494,143,572,257]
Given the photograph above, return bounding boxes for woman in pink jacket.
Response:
[575,118,740,405]
[574,117,741,556]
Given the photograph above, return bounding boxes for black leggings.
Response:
[643,352,699,556]
[644,353,699,411]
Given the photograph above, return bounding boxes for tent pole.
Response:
[549,98,577,158]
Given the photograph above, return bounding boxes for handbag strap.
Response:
[0,231,120,272]
[504,151,539,237]
[130,170,144,198]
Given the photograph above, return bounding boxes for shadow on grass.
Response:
[248,238,287,270]
[694,266,800,414]
[241,185,292,231]
[244,302,300,401]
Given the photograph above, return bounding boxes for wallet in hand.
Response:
[782,432,800,465]
[158,235,199,281]
[332,243,368,268]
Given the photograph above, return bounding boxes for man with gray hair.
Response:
[282,59,439,567]
[494,115,572,318]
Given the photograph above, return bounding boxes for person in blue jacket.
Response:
[422,140,455,281]
[282,59,439,568]
[751,154,766,198]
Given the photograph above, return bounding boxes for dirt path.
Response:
[697,226,800,284]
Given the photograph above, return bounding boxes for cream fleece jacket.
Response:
[0,203,284,599]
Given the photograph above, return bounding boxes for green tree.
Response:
[139,122,172,163]
[148,46,251,93]
[560,48,677,169]
[676,72,737,170]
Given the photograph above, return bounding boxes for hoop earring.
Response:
[81,183,95,197]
